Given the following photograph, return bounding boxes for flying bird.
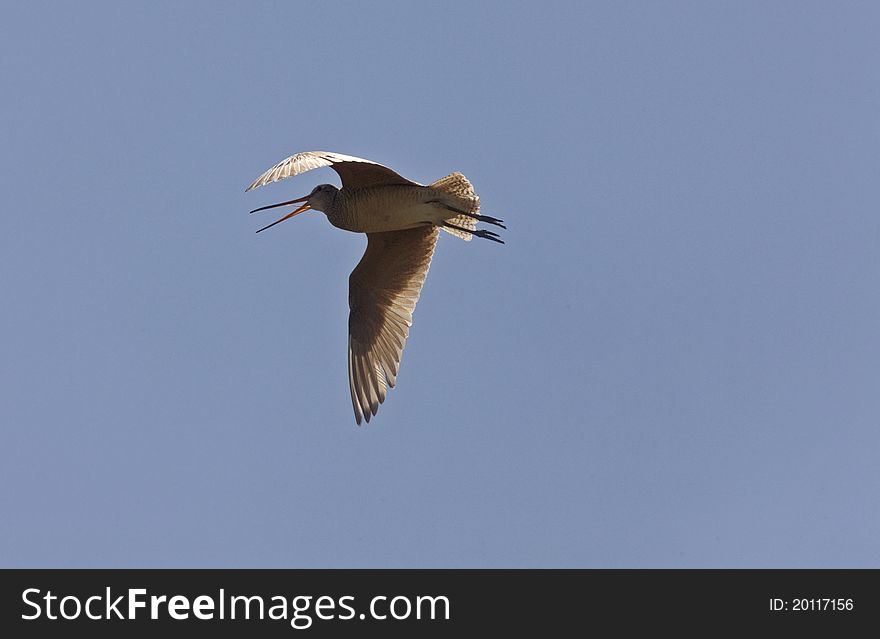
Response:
[246,151,504,425]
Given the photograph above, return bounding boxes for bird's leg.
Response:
[443,221,504,244]
[471,213,506,229]
[459,212,506,229]
[427,200,507,229]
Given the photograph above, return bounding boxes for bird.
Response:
[246,151,504,425]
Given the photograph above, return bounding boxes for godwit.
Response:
[246,151,504,425]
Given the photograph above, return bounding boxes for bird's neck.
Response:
[323,189,346,227]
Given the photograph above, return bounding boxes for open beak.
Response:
[251,194,311,234]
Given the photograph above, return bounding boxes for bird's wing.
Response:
[246,151,418,192]
[348,226,440,424]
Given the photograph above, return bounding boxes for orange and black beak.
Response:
[251,194,311,233]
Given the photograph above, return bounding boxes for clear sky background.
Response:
[2,2,878,567]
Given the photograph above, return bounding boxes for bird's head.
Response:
[251,184,339,233]
[306,184,338,212]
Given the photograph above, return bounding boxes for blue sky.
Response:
[1,2,878,567]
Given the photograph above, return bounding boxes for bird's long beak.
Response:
[252,194,311,234]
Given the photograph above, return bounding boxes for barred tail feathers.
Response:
[429,172,480,241]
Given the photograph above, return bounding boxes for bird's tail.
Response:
[429,172,480,241]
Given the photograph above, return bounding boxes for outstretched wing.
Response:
[348,226,439,424]
[246,151,417,192]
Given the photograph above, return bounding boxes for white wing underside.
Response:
[348,226,439,424]
[246,151,418,191]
